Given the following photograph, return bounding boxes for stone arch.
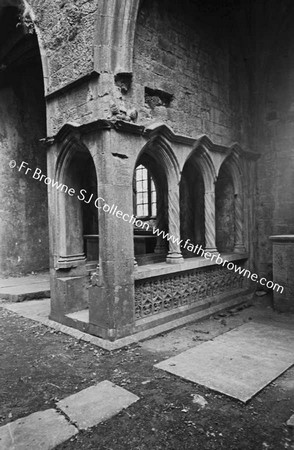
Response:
[0,1,49,275]
[93,0,141,74]
[134,151,167,228]
[184,143,217,193]
[136,135,180,183]
[133,136,182,263]
[133,143,168,263]
[0,0,50,93]
[55,133,99,267]
[216,150,246,253]
[180,158,205,255]
[181,143,217,253]
[219,149,244,195]
[23,0,50,93]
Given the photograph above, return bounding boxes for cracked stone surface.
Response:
[57,380,140,430]
[0,409,78,450]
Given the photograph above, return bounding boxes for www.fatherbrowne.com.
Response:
[92,198,284,295]
[12,160,284,295]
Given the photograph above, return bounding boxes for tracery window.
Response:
[135,164,157,218]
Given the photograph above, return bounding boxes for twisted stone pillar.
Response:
[181,177,194,247]
[204,191,217,253]
[166,185,183,264]
[233,193,246,253]
[154,188,167,254]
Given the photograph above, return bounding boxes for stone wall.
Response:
[27,0,97,93]
[255,23,294,280]
[17,0,254,145]
[130,0,251,147]
[0,59,48,275]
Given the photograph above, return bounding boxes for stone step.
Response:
[0,276,50,302]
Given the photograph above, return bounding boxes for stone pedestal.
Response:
[269,235,294,312]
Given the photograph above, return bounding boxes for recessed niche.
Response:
[145,87,173,108]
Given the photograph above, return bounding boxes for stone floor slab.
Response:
[0,273,49,288]
[57,380,139,430]
[155,322,294,403]
[0,409,78,450]
[0,284,50,302]
[0,273,50,302]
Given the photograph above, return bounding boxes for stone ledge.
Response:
[269,235,294,242]
[134,253,248,280]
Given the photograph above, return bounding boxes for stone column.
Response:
[154,188,167,254]
[166,184,184,264]
[233,193,246,253]
[180,176,195,253]
[154,234,167,255]
[88,130,135,340]
[269,235,294,312]
[204,190,217,253]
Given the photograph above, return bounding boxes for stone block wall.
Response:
[129,0,251,147]
[28,0,97,93]
[270,236,294,312]
[14,0,254,146]
[0,60,48,275]
[255,24,294,280]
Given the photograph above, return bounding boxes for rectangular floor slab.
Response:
[0,274,50,301]
[57,380,139,430]
[0,409,78,450]
[155,322,294,402]
[0,283,50,301]
[0,273,49,288]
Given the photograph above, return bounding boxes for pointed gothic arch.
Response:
[216,149,246,253]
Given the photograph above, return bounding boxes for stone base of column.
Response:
[166,252,184,264]
[154,243,167,254]
[56,253,86,270]
[204,247,218,254]
[233,244,246,253]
